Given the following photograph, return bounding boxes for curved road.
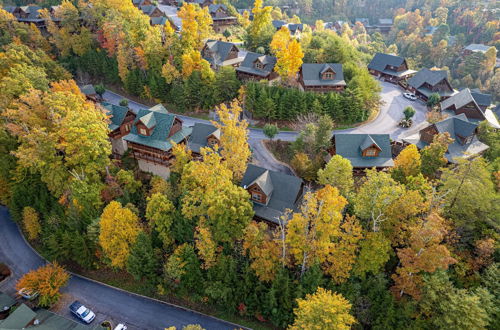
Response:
[103,81,427,175]
[0,207,243,330]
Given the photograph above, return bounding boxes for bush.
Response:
[119,99,129,106]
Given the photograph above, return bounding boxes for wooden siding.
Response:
[248,183,267,204]
[419,124,438,145]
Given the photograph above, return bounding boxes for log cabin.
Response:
[298,63,346,93]
[407,68,454,101]
[236,52,278,82]
[367,53,416,83]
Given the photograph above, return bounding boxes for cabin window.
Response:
[323,72,334,80]
[252,193,262,202]
[255,62,264,70]
[208,138,218,146]
[125,123,132,132]
[364,148,377,157]
[139,128,148,136]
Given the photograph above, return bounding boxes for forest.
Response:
[0,0,499,329]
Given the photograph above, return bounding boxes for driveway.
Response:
[0,207,243,330]
[102,81,427,174]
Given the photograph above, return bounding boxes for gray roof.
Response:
[248,170,274,197]
[300,63,346,87]
[187,122,219,153]
[208,4,230,15]
[470,90,492,107]
[440,88,486,119]
[140,5,162,16]
[464,43,494,53]
[288,23,304,33]
[236,52,277,77]
[272,20,286,29]
[378,18,393,25]
[203,40,239,66]
[124,105,192,151]
[406,114,489,163]
[151,16,168,25]
[102,102,131,131]
[241,164,303,224]
[0,292,16,310]
[368,53,416,78]
[333,134,394,168]
[3,6,16,13]
[79,84,96,95]
[494,104,500,118]
[0,303,36,329]
[408,68,449,89]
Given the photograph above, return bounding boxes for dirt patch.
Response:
[263,140,294,165]
[0,263,11,283]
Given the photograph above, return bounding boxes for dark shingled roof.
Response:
[288,23,304,33]
[408,68,448,88]
[187,122,219,153]
[300,63,346,87]
[333,134,394,168]
[236,52,277,77]
[151,16,168,25]
[470,90,492,107]
[102,102,130,131]
[241,164,303,224]
[203,40,239,66]
[368,53,404,71]
[440,88,486,119]
[124,105,192,151]
[79,84,96,95]
[272,20,286,29]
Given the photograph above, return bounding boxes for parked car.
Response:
[18,288,39,300]
[114,324,127,330]
[403,92,417,101]
[69,301,96,324]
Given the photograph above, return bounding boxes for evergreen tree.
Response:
[127,232,159,283]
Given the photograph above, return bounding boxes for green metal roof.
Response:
[0,292,16,311]
[333,134,394,168]
[139,112,157,129]
[102,102,130,131]
[0,303,36,329]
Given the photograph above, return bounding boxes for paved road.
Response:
[103,81,428,174]
[0,207,243,330]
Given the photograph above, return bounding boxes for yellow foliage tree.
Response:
[99,201,142,268]
[178,3,213,51]
[181,49,214,80]
[171,142,192,175]
[195,217,217,269]
[22,206,41,241]
[391,144,422,183]
[243,221,281,281]
[270,27,304,80]
[290,288,356,330]
[15,263,70,307]
[212,100,251,181]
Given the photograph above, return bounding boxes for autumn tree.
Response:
[392,212,456,300]
[178,3,213,51]
[146,193,176,250]
[391,144,422,183]
[290,288,356,330]
[243,221,281,281]
[247,0,274,51]
[164,243,203,294]
[421,133,453,179]
[181,49,214,80]
[3,80,111,196]
[194,218,217,270]
[181,147,254,243]
[270,27,304,81]
[22,206,41,241]
[317,155,354,197]
[16,263,70,307]
[171,142,193,175]
[99,201,142,268]
[353,231,392,277]
[212,100,251,181]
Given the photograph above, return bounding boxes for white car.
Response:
[114,324,128,330]
[69,301,96,324]
[18,288,39,300]
[403,92,417,101]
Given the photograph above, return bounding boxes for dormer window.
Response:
[139,127,148,136]
[252,193,262,202]
[255,61,264,70]
[323,72,334,80]
[364,148,378,157]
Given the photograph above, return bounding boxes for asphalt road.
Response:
[103,81,428,174]
[0,207,243,330]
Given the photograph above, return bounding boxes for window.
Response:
[252,193,262,202]
[364,148,377,157]
[208,138,218,146]
[139,128,147,136]
[323,72,334,80]
[125,124,131,132]
[255,62,264,70]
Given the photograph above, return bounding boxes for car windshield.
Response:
[81,308,90,317]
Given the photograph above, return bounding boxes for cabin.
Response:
[208,4,237,33]
[241,164,303,226]
[4,5,46,28]
[402,114,489,163]
[330,134,394,173]
[133,0,153,7]
[140,5,165,18]
[298,63,346,92]
[367,53,416,83]
[272,20,287,30]
[407,68,454,101]
[375,18,393,33]
[463,44,495,56]
[202,40,243,68]
[187,123,220,158]
[79,84,101,103]
[236,52,278,82]
[101,102,137,157]
[287,23,304,38]
[123,104,192,178]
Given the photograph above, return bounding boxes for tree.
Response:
[146,193,176,250]
[16,263,70,307]
[290,288,356,330]
[99,201,142,268]
[119,99,129,106]
[440,157,498,233]
[392,213,456,300]
[171,142,192,175]
[353,231,392,277]
[181,49,214,80]
[391,144,421,183]
[420,132,453,179]
[212,100,251,181]
[213,67,241,105]
[270,27,304,81]
[22,206,41,241]
[181,147,254,243]
[263,123,279,140]
[317,155,354,196]
[94,84,105,97]
[403,106,416,120]
[178,3,213,51]
[164,243,203,294]
[291,153,316,181]
[246,0,274,51]
[427,93,441,107]
[126,232,158,283]
[194,217,217,269]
